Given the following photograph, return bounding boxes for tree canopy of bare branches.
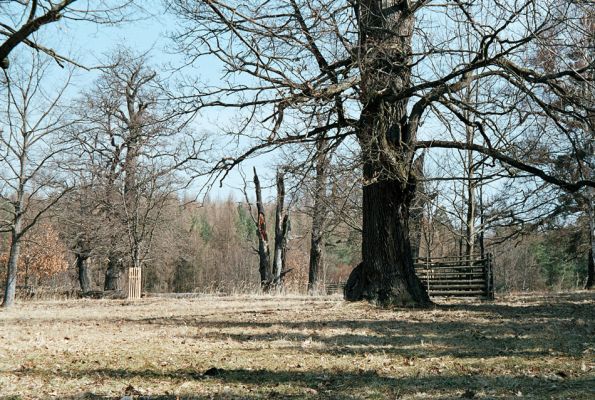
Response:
[167,0,594,306]
[0,51,74,307]
[0,0,143,70]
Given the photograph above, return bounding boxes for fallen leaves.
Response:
[0,293,593,399]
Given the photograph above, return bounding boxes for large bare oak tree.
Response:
[169,0,594,306]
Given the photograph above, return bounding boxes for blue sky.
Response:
[45,4,473,205]
[31,5,280,202]
[4,2,527,210]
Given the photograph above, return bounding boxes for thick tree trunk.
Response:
[104,255,121,291]
[2,231,21,308]
[345,174,431,306]
[76,254,92,293]
[345,1,431,306]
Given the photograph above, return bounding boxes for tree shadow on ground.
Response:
[127,293,593,360]
[3,293,592,399]
[7,366,594,399]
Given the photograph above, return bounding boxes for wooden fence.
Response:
[128,267,142,300]
[325,283,344,295]
[324,254,494,299]
[414,254,494,299]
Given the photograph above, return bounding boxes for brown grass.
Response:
[0,292,593,399]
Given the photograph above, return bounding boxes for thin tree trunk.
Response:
[583,30,594,290]
[465,127,476,260]
[3,125,27,308]
[23,259,30,288]
[410,210,424,261]
[586,193,594,289]
[272,171,286,283]
[410,153,426,262]
[2,230,22,308]
[279,213,290,280]
[308,139,328,294]
[253,168,272,289]
[478,167,486,259]
[2,183,24,308]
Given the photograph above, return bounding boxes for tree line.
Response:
[0,0,593,308]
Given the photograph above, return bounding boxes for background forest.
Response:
[0,0,593,302]
[0,183,590,296]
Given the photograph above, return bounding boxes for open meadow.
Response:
[0,292,593,399]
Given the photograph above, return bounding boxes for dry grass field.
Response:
[0,292,593,399]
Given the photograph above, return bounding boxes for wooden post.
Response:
[486,253,495,300]
[128,267,142,300]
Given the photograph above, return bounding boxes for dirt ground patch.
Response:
[0,292,593,399]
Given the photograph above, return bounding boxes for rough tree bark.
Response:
[586,193,594,289]
[73,236,93,292]
[75,251,92,293]
[252,168,291,290]
[104,252,121,291]
[409,152,426,262]
[253,168,273,289]
[272,171,288,284]
[586,249,594,290]
[308,138,328,295]
[280,214,290,280]
[345,0,431,306]
[102,196,124,290]
[2,229,22,308]
[308,215,325,294]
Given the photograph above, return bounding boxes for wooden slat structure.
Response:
[320,254,495,299]
[414,254,494,299]
[127,267,142,300]
[325,282,344,295]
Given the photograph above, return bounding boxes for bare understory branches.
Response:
[416,140,594,192]
[167,0,594,196]
[0,0,145,70]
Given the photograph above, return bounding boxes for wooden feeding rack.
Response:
[325,282,345,295]
[128,267,142,300]
[414,254,494,299]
